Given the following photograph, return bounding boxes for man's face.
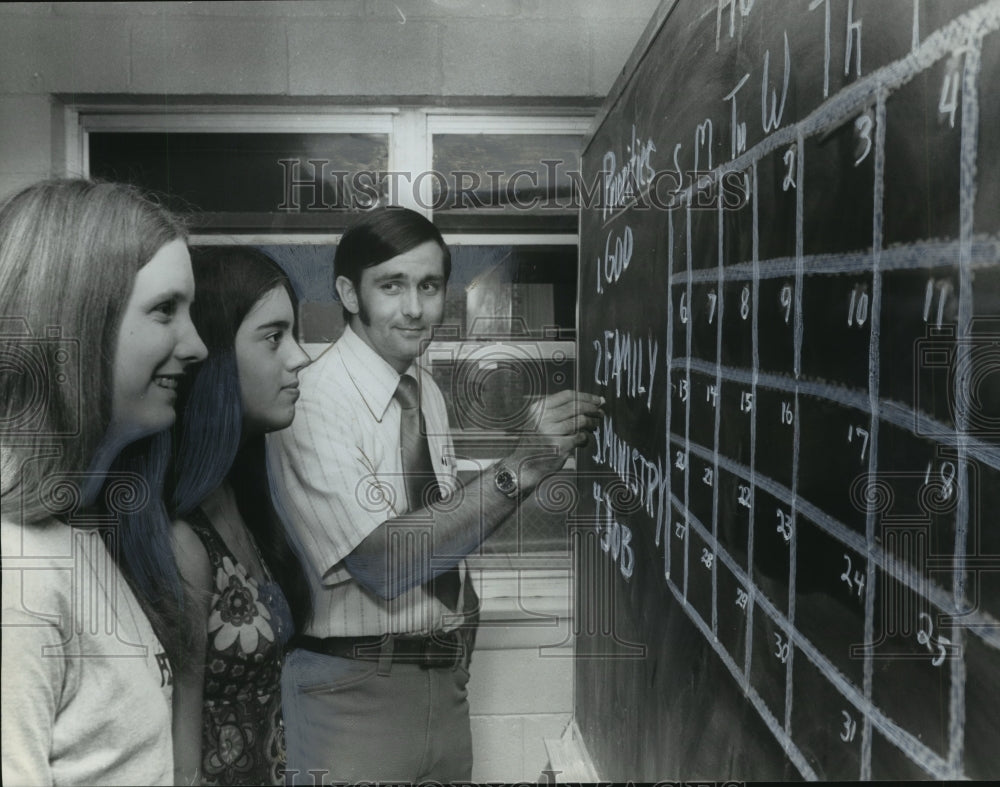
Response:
[342,240,447,373]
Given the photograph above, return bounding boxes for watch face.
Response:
[496,467,517,494]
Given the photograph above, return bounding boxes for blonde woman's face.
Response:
[109,239,207,444]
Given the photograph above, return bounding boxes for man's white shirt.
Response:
[266,325,470,637]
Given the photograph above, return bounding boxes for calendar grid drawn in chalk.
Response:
[576,0,1000,781]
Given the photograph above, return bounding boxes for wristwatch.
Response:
[494,464,519,499]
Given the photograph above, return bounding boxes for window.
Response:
[430,132,580,233]
[81,107,590,556]
[83,112,393,233]
[89,130,390,232]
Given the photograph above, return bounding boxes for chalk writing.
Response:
[922,278,952,328]
[592,415,670,538]
[774,631,790,663]
[596,224,633,295]
[602,125,657,220]
[853,110,874,166]
[779,283,793,322]
[846,425,870,462]
[578,1,1000,780]
[593,480,635,580]
[724,73,752,160]
[695,119,714,173]
[839,554,866,599]
[782,145,797,191]
[776,508,793,543]
[810,0,863,99]
[761,32,791,134]
[592,328,659,410]
[716,0,756,51]
[846,284,869,327]
[840,710,858,743]
[924,460,956,501]
[916,612,951,667]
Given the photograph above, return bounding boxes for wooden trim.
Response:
[544,718,601,782]
[77,109,397,133]
[189,232,578,245]
[427,115,592,135]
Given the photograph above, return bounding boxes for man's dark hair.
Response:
[334,206,451,321]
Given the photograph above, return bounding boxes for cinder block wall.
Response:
[0,0,658,198]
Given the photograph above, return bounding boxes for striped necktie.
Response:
[395,373,461,611]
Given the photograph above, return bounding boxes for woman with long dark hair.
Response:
[168,246,312,786]
[1,178,207,785]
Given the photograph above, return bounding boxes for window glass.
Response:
[89,132,389,233]
[431,133,580,233]
[256,244,343,342]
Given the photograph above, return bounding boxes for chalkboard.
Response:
[574,0,1000,780]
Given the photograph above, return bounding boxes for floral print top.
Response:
[188,508,294,786]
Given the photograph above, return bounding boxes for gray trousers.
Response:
[280,647,474,784]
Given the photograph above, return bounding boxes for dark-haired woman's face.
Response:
[235,286,310,435]
[110,239,207,444]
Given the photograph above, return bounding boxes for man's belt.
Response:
[289,631,466,669]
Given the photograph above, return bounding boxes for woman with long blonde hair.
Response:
[1,179,207,785]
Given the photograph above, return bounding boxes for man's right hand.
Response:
[504,390,605,491]
[346,390,603,599]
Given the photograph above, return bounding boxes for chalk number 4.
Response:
[939,66,960,129]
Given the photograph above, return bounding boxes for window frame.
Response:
[72,105,590,571]
[72,106,590,217]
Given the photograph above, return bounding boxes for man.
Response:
[267,206,602,784]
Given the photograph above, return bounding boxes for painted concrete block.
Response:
[468,646,573,716]
[1,3,54,15]
[470,714,524,782]
[0,17,129,93]
[0,96,52,175]
[288,18,441,95]
[131,17,288,94]
[589,17,653,96]
[54,1,364,17]
[364,0,520,20]
[520,0,660,20]
[441,19,590,96]
[0,171,54,202]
